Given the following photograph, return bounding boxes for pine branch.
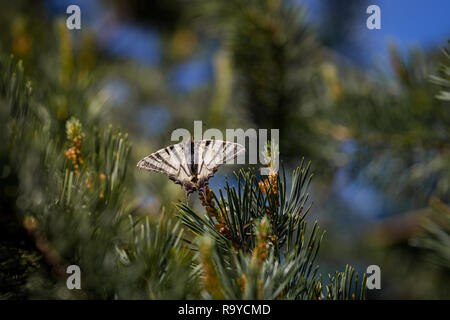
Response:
[410,197,450,269]
[177,153,366,299]
[326,265,367,300]
[429,40,450,101]
[0,54,196,299]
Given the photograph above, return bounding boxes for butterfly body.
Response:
[137,138,245,197]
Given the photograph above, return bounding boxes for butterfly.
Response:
[137,138,245,197]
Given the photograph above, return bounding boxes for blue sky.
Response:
[362,0,450,66]
[301,0,450,67]
[373,0,450,48]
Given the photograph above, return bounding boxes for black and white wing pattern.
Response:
[137,139,245,196]
[136,141,193,192]
[194,140,245,191]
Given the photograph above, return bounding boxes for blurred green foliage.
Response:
[0,0,448,299]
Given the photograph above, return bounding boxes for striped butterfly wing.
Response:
[195,140,245,191]
[137,139,245,196]
[136,141,194,191]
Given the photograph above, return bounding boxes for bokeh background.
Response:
[0,0,449,299]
